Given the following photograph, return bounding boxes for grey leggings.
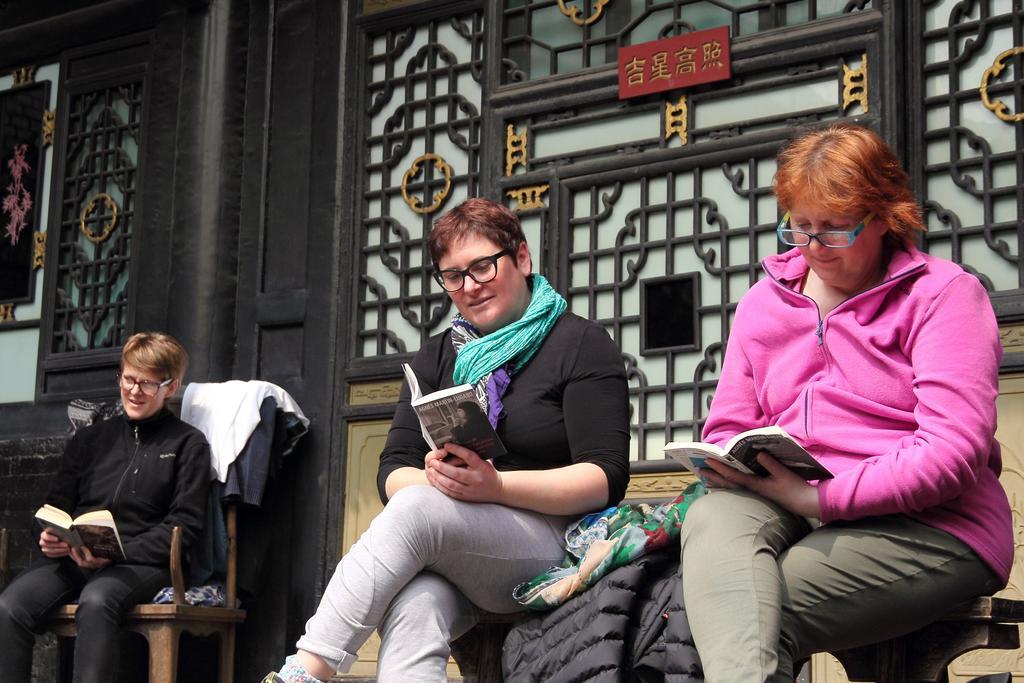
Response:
[296,485,571,681]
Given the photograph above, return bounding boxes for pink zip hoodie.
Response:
[702,245,1013,583]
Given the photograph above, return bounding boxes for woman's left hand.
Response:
[702,452,821,518]
[425,442,504,503]
[69,545,113,570]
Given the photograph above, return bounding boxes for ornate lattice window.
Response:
[34,37,150,399]
[917,1,1023,309]
[49,80,142,354]
[357,11,486,357]
[502,0,874,82]
[498,13,877,461]
[563,151,779,461]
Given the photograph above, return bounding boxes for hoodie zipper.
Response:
[764,259,926,346]
[764,255,926,440]
[112,425,141,508]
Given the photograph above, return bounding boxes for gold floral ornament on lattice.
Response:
[981,47,1024,123]
[506,184,549,211]
[42,110,55,146]
[842,53,868,113]
[79,193,120,244]
[506,124,528,176]
[401,153,453,215]
[558,0,612,26]
[33,232,46,270]
[665,95,688,145]
[11,65,36,87]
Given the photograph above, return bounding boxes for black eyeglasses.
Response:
[433,249,514,292]
[117,371,173,397]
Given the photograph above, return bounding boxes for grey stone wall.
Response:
[0,436,66,572]
[0,436,66,682]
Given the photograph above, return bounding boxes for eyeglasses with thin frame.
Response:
[117,371,173,397]
[433,248,514,292]
[777,211,875,248]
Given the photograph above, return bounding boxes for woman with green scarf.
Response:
[267,198,630,682]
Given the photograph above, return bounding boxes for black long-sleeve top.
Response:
[45,409,211,566]
[377,312,631,508]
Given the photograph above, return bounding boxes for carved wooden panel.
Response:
[338,419,462,679]
[340,420,389,678]
[347,378,403,407]
[948,372,1024,681]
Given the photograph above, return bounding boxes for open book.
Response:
[35,504,126,561]
[402,363,506,460]
[664,426,833,481]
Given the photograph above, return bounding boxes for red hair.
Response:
[773,122,923,245]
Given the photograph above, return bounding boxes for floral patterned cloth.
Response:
[152,583,226,607]
[513,482,706,610]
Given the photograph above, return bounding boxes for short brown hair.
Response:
[427,198,526,265]
[121,332,188,381]
[773,122,924,245]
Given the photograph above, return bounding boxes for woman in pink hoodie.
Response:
[679,122,1013,682]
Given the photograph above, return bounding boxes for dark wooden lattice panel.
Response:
[51,80,143,354]
[358,11,486,357]
[501,0,873,83]
[562,147,780,463]
[916,1,1023,309]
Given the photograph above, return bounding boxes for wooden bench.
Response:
[0,505,245,683]
[449,574,1024,682]
[830,596,1024,682]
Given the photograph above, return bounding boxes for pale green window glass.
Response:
[695,79,834,129]
[533,109,660,161]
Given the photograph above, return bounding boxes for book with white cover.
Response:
[664,426,833,481]
[35,504,127,561]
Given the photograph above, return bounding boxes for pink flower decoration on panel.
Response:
[3,144,33,246]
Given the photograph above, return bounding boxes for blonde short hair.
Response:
[121,332,188,381]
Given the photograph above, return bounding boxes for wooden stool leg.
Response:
[219,626,237,683]
[875,635,908,683]
[143,624,181,683]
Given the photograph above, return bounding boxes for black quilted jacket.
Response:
[502,548,703,682]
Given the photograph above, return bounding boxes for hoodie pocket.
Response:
[803,386,813,441]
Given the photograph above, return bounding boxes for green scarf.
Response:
[452,274,566,385]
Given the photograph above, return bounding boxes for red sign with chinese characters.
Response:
[618,25,732,99]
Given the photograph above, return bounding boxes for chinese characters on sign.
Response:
[618,26,731,99]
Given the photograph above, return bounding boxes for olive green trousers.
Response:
[680,489,1001,683]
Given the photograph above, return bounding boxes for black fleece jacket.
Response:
[45,409,211,566]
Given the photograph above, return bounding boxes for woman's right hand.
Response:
[39,528,71,558]
[425,444,504,503]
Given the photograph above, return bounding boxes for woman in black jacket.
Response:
[0,332,210,683]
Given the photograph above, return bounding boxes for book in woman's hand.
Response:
[35,504,127,561]
[401,364,507,460]
[663,426,833,481]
